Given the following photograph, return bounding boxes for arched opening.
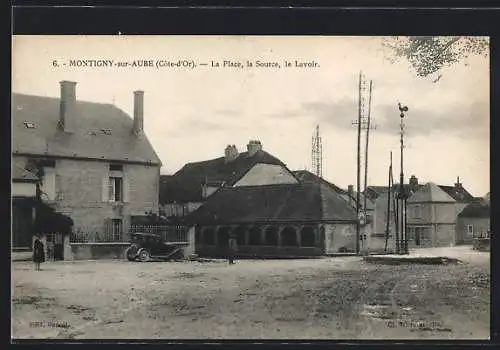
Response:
[281,226,298,247]
[203,227,215,245]
[264,226,279,246]
[300,226,316,247]
[195,226,202,246]
[248,226,262,245]
[234,225,247,246]
[217,226,232,248]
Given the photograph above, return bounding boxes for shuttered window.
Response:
[102,164,129,203]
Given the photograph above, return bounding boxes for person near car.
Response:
[32,235,45,271]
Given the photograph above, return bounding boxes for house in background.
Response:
[407,182,461,247]
[12,81,162,259]
[184,181,359,258]
[456,199,490,245]
[369,175,475,249]
[160,140,297,220]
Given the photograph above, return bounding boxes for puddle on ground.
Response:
[360,304,392,319]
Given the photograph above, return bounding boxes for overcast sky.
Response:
[12,36,490,197]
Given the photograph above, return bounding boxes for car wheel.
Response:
[138,249,151,262]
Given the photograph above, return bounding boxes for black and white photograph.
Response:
[11,35,490,340]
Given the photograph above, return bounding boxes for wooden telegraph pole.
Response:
[352,73,376,255]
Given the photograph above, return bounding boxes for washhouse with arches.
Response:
[185,181,359,258]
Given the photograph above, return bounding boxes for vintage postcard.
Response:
[11,35,490,340]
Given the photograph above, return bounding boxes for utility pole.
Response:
[355,72,363,255]
[384,151,393,253]
[398,102,409,254]
[363,80,376,217]
[352,73,376,255]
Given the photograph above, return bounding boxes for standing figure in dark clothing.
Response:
[228,233,237,265]
[33,236,45,271]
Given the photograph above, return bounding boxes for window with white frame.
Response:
[111,219,122,241]
[467,224,474,237]
[108,176,123,202]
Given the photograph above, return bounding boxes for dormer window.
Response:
[24,121,36,129]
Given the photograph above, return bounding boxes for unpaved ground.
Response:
[11,248,490,340]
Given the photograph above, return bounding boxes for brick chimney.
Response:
[455,176,462,189]
[247,140,262,157]
[59,81,77,133]
[224,144,239,163]
[133,90,144,135]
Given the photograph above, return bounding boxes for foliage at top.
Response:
[382,36,489,79]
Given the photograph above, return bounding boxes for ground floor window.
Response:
[111,219,123,241]
[408,226,431,246]
[468,225,474,237]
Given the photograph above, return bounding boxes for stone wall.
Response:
[68,243,130,260]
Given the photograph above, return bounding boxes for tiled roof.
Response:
[408,182,456,203]
[293,170,375,211]
[12,93,161,165]
[458,200,490,218]
[438,185,475,203]
[184,182,358,225]
[12,162,39,182]
[160,150,285,204]
[292,170,348,195]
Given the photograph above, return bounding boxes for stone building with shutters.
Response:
[12,81,162,250]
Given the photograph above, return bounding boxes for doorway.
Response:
[46,233,64,261]
[414,227,421,247]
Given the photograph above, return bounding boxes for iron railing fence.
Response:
[70,224,189,243]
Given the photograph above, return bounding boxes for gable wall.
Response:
[234,163,298,187]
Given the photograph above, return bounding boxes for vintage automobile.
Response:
[126,232,186,262]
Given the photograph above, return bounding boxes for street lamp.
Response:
[398,103,409,255]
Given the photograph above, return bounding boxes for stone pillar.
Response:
[277,226,283,247]
[261,227,266,245]
[296,226,302,247]
[184,226,196,257]
[63,234,74,261]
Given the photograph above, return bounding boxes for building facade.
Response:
[456,200,490,244]
[12,81,162,256]
[160,140,293,220]
[407,182,459,247]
